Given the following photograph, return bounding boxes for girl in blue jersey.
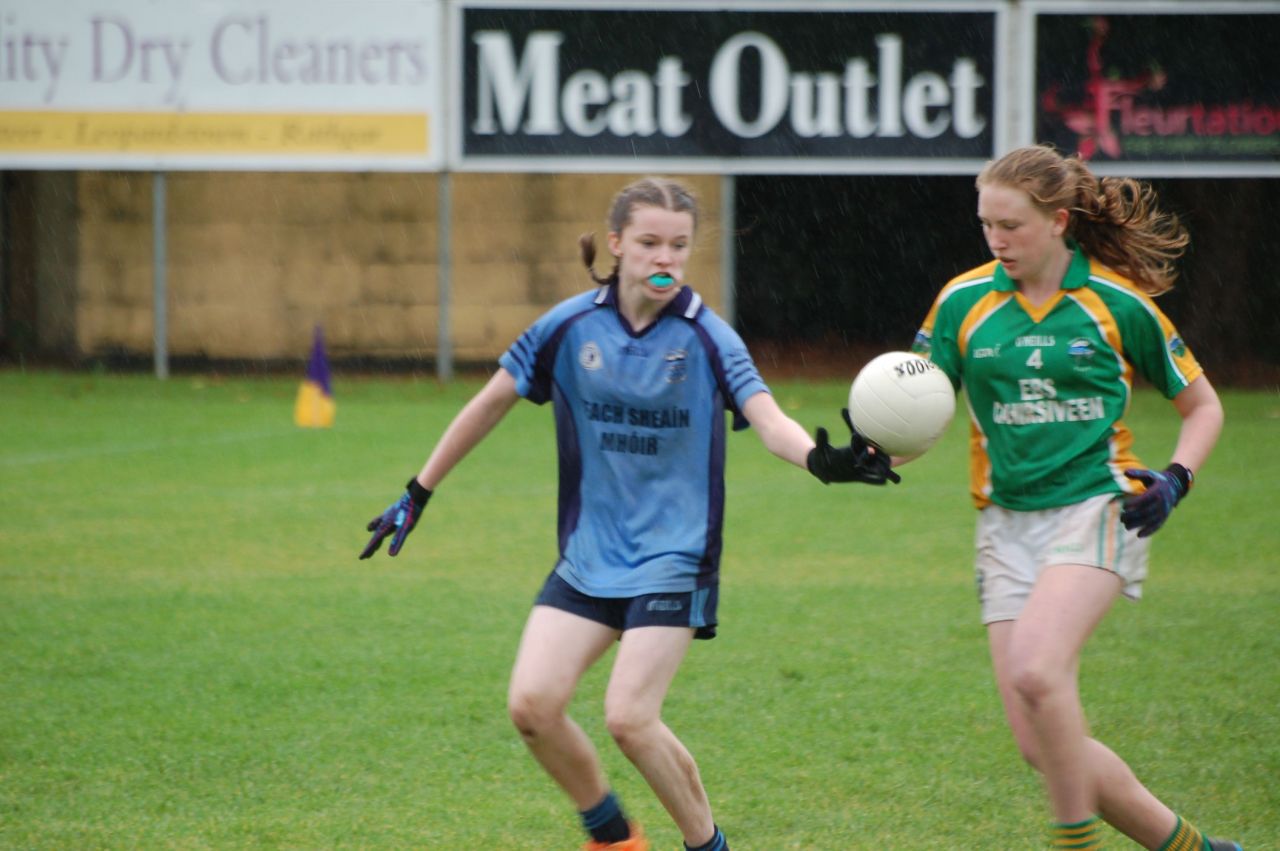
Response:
[913,146,1237,851]
[360,177,895,851]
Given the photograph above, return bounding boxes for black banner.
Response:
[1035,12,1280,167]
[459,6,997,169]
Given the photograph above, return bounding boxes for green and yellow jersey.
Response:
[912,245,1203,511]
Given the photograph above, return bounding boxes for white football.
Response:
[847,351,956,457]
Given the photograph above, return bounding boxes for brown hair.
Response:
[977,144,1189,295]
[579,177,699,286]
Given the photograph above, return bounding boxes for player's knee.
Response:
[1009,657,1063,710]
[604,705,654,751]
[507,689,559,740]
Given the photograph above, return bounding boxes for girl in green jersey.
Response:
[913,145,1238,851]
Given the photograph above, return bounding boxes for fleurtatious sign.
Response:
[1035,10,1280,171]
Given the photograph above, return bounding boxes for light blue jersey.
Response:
[500,284,769,597]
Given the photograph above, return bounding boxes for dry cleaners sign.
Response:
[458,5,999,172]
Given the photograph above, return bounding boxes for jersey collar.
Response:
[992,239,1091,292]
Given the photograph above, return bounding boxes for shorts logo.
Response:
[1068,337,1095,371]
[646,599,684,612]
[579,342,603,371]
[665,349,688,383]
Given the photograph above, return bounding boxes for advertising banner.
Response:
[0,0,443,171]
[456,2,1002,174]
[1032,3,1280,175]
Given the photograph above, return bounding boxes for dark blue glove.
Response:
[360,478,432,559]
[806,409,901,486]
[1121,463,1192,538]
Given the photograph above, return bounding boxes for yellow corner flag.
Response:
[294,325,336,428]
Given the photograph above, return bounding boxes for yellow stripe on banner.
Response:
[0,111,428,156]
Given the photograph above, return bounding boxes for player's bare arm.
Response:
[741,391,813,468]
[1169,376,1224,475]
[416,368,521,490]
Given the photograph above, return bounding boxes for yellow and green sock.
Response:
[1158,815,1206,851]
[1052,816,1103,850]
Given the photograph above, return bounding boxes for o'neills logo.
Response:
[1040,16,1280,161]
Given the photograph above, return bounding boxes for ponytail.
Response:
[1069,173,1189,296]
[579,232,617,286]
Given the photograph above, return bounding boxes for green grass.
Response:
[1,370,1277,849]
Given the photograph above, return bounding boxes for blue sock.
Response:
[685,825,728,851]
[580,791,630,843]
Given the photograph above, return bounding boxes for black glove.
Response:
[806,409,901,486]
[1120,463,1192,538]
[359,478,433,559]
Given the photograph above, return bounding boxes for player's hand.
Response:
[1120,463,1192,538]
[806,409,900,485]
[360,478,433,558]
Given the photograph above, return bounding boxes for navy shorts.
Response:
[535,571,719,640]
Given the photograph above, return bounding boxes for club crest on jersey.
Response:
[665,349,688,383]
[912,330,932,354]
[1168,335,1187,358]
[579,341,603,371]
[1068,337,1096,371]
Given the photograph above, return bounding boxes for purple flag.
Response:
[306,326,332,396]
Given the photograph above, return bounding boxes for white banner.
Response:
[0,0,443,170]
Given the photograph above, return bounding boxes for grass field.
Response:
[1,369,1277,850]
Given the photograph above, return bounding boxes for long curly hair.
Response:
[579,177,699,286]
[977,144,1189,295]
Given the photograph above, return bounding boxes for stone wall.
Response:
[60,171,724,364]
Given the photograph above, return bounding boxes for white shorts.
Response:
[974,493,1150,624]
